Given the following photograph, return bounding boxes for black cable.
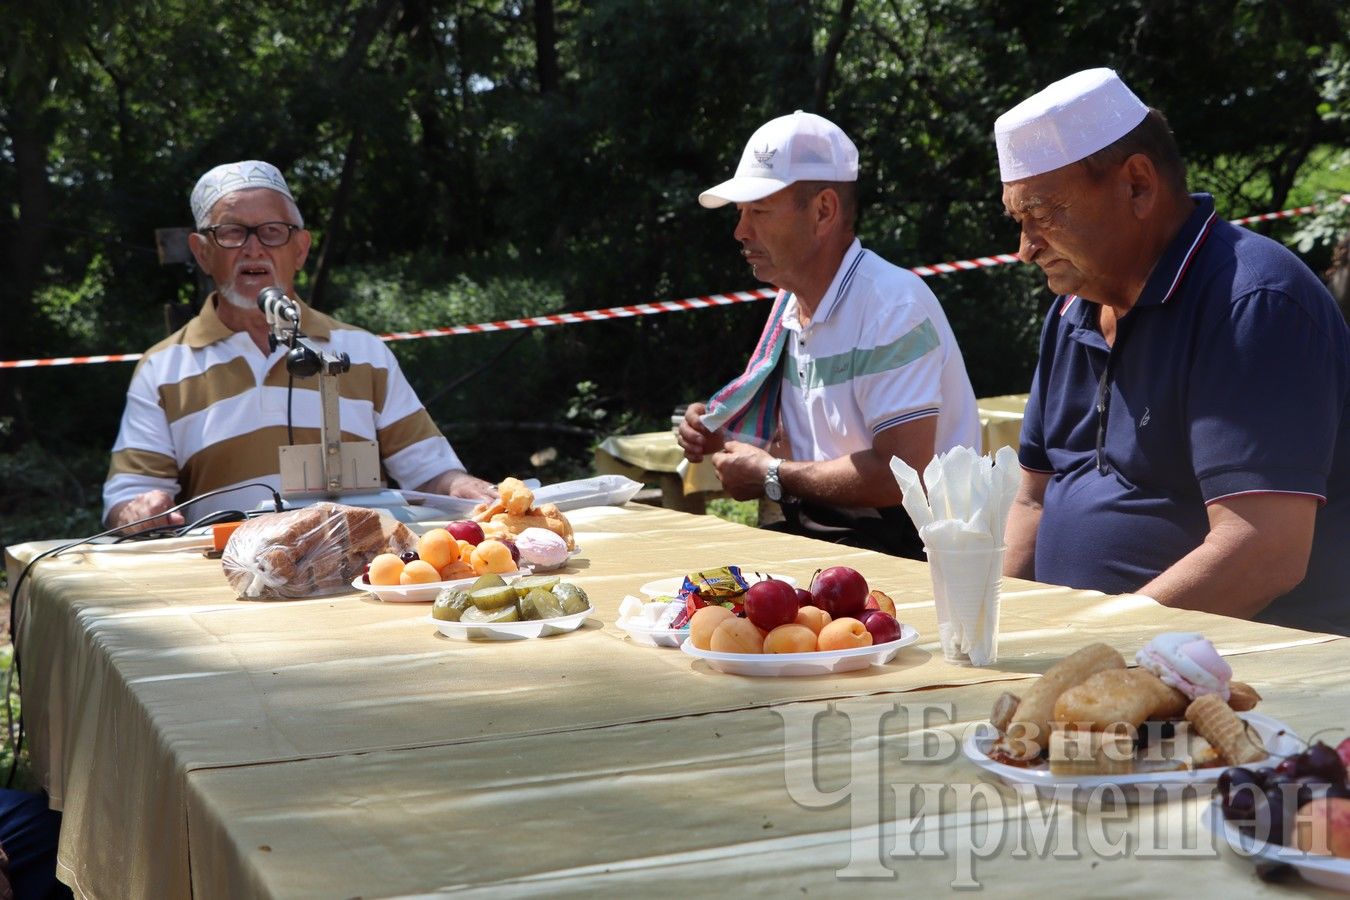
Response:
[4,482,285,787]
[287,372,295,445]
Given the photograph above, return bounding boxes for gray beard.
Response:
[220,284,258,310]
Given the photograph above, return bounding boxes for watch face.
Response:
[765,480,782,501]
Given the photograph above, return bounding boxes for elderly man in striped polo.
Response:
[103,161,495,530]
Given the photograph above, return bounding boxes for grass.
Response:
[0,646,35,791]
[707,498,758,527]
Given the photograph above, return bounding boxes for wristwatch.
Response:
[764,458,785,502]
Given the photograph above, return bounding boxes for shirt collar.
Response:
[183,292,331,347]
[786,238,866,329]
[1133,193,1218,308]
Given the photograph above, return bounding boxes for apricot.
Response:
[817,617,873,651]
[763,624,818,654]
[367,553,405,586]
[456,539,477,561]
[470,539,516,575]
[709,617,765,654]
[400,559,442,585]
[795,606,832,635]
[417,528,459,570]
[438,559,475,581]
[688,606,736,650]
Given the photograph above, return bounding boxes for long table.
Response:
[7,503,1346,898]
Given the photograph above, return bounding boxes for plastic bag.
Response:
[222,502,417,599]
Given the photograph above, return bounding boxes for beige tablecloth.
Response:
[7,503,1344,899]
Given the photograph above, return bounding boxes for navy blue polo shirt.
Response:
[1020,193,1350,635]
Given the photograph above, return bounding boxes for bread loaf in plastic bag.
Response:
[222,502,417,599]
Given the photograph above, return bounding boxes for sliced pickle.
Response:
[511,574,562,598]
[518,592,543,621]
[432,588,474,622]
[461,604,522,624]
[469,585,519,610]
[524,588,566,620]
[468,573,508,593]
[552,582,590,615]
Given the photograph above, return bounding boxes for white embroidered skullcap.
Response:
[994,68,1149,182]
[190,160,296,226]
[700,110,858,208]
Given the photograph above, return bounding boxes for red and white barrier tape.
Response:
[4,195,1347,369]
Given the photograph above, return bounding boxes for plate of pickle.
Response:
[352,568,532,604]
[424,573,593,641]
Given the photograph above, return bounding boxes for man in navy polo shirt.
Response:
[997,68,1350,636]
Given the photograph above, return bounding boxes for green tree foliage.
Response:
[1,0,1347,543]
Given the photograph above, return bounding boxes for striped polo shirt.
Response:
[778,239,981,464]
[103,295,462,522]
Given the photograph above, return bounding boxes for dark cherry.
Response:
[1303,742,1348,784]
[1253,766,1277,788]
[1259,787,1288,845]
[1327,783,1350,801]
[400,550,419,564]
[1221,781,1259,821]
[1275,755,1303,778]
[361,573,371,584]
[1219,767,1260,805]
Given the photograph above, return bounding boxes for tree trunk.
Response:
[534,0,559,94]
[813,0,857,113]
[309,128,363,309]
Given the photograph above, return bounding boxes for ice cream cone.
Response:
[1184,693,1267,765]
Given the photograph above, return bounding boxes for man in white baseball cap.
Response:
[678,111,980,558]
[103,160,495,531]
[998,69,1350,635]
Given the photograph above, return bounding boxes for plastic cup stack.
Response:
[891,445,1021,667]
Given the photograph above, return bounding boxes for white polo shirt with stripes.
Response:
[103,295,464,523]
[778,239,980,464]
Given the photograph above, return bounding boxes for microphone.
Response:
[257,286,300,326]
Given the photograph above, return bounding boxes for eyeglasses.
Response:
[198,222,301,249]
[1095,362,1112,475]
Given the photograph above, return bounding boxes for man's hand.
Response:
[418,470,498,501]
[710,440,773,501]
[676,402,725,463]
[106,490,185,533]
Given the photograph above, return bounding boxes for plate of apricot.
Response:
[679,619,920,676]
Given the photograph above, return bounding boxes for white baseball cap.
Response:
[190,160,297,227]
[994,68,1149,182]
[699,110,859,209]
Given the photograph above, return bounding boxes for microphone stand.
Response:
[271,321,354,496]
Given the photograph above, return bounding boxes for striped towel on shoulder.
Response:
[700,290,792,448]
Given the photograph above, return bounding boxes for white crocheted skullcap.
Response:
[995,69,1148,181]
[190,160,296,226]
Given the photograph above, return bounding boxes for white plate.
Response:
[616,619,686,648]
[962,712,1300,799]
[423,609,591,641]
[638,570,796,599]
[1200,797,1350,890]
[523,547,582,572]
[350,567,533,603]
[678,624,920,676]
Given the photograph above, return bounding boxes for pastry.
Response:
[1227,681,1262,712]
[222,503,415,599]
[1184,693,1267,765]
[1048,728,1136,776]
[1001,643,1126,760]
[989,691,1021,733]
[1053,668,1189,730]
